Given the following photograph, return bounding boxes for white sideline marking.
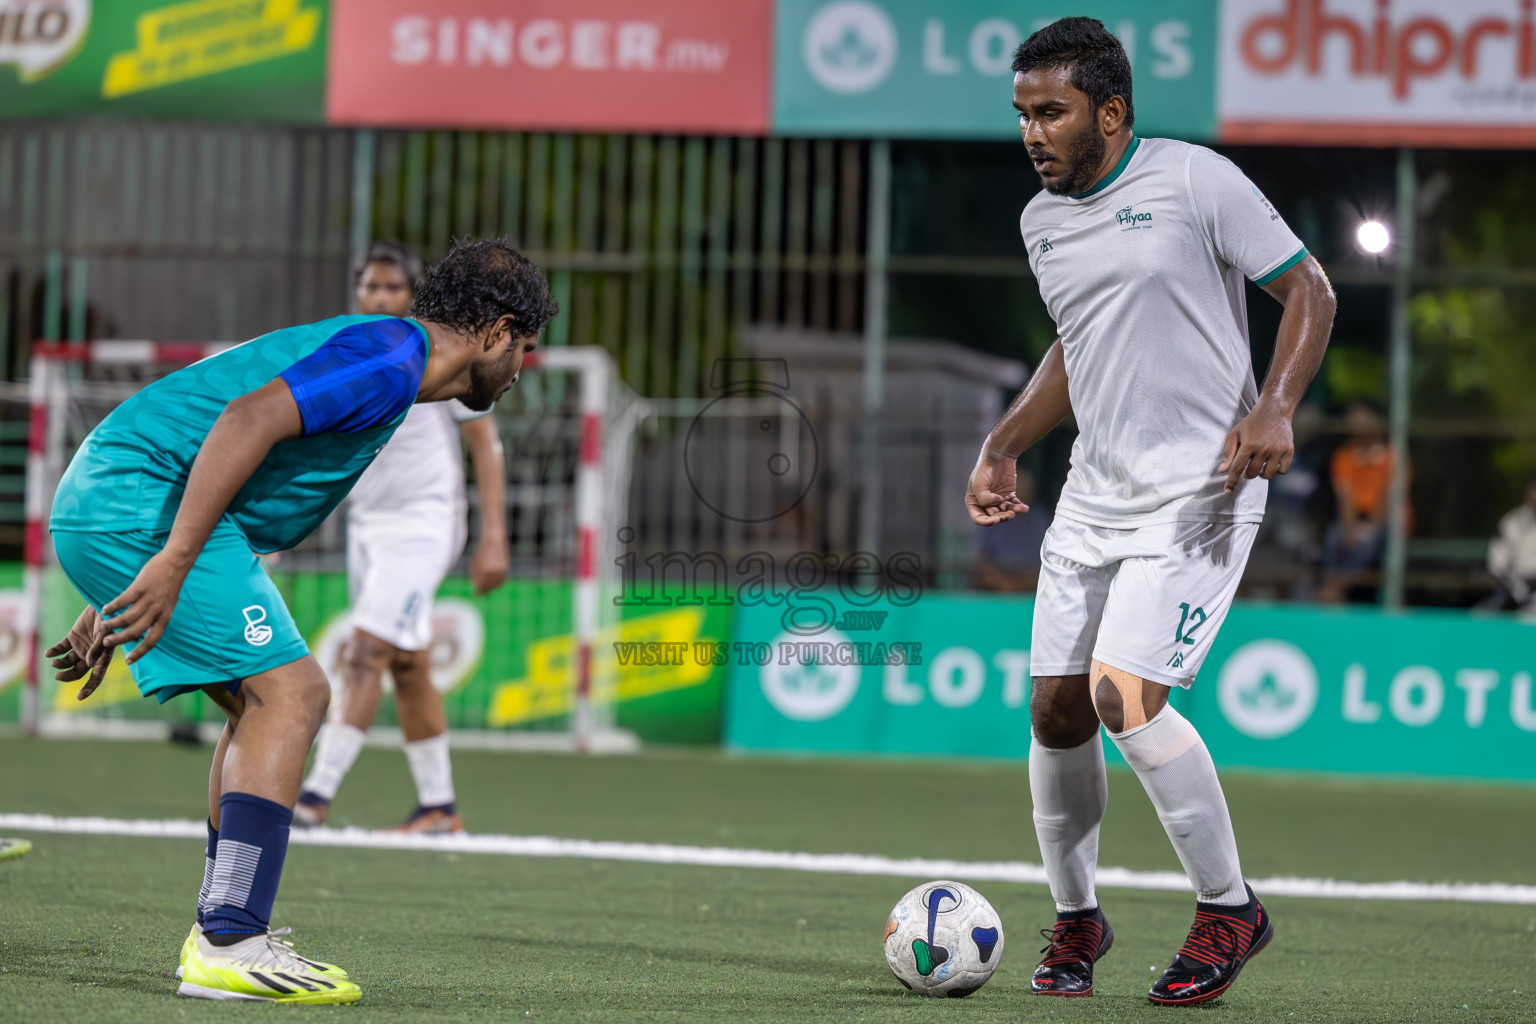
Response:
[3,813,1535,906]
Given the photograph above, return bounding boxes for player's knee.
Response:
[1030,676,1098,748]
[293,664,332,721]
[1090,661,1169,734]
[344,632,394,682]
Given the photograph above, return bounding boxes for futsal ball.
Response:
[882,880,1004,997]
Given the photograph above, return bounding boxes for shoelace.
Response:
[221,930,326,974]
[1176,915,1247,968]
[1037,917,1103,967]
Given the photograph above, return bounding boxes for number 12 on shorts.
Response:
[1175,603,1207,645]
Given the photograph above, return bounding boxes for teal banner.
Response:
[724,596,1536,780]
[772,0,1218,139]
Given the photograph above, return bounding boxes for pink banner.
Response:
[327,0,772,134]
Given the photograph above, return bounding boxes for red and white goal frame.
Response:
[21,340,633,752]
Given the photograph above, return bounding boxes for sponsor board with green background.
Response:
[724,594,1536,780]
[772,0,1218,139]
[0,565,728,745]
[0,0,327,121]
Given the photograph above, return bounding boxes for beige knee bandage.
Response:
[1090,659,1165,733]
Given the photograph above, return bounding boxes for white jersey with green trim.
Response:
[1021,134,1307,528]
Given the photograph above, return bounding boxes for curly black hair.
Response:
[409,237,558,338]
[1012,18,1135,129]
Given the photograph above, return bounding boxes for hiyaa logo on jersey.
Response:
[1116,205,1154,230]
[0,0,90,81]
[803,0,898,94]
[242,605,274,647]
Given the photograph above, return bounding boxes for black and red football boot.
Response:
[1148,885,1274,1006]
[1030,907,1114,997]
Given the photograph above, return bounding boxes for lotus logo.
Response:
[760,628,861,721]
[803,1,897,95]
[1217,640,1318,739]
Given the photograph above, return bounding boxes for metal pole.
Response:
[1382,148,1415,609]
[858,140,891,557]
[348,129,376,314]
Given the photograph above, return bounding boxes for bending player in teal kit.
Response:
[44,239,556,1004]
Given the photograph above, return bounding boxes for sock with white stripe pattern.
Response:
[196,818,218,926]
[202,792,293,943]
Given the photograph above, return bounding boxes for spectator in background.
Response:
[975,469,1052,592]
[1320,401,1409,602]
[1485,477,1536,613]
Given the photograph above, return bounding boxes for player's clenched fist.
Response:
[967,451,1030,526]
[1219,398,1296,494]
[100,548,192,664]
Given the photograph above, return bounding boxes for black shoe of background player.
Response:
[292,791,329,828]
[1031,906,1114,997]
[1148,884,1274,1006]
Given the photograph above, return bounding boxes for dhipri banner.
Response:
[326,0,773,134]
[1219,0,1536,146]
[773,0,1218,139]
[0,0,327,121]
[724,595,1536,780]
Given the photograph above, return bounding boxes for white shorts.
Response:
[347,512,464,652]
[1029,515,1257,688]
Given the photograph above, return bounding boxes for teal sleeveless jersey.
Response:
[50,315,429,554]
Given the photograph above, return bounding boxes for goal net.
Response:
[7,341,642,753]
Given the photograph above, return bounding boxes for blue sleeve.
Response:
[278,319,427,436]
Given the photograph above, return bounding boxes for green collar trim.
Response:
[1071,134,1139,201]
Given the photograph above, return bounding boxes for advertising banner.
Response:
[724,595,1536,780]
[326,0,773,134]
[7,567,729,745]
[1218,0,1536,147]
[772,0,1218,139]
[0,0,327,121]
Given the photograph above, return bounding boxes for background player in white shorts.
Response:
[296,242,510,834]
[965,19,1336,1007]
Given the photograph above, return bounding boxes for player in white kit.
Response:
[965,20,1336,1006]
[296,243,510,833]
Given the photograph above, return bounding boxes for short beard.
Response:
[1044,124,1108,197]
[462,351,516,411]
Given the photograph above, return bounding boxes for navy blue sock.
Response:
[202,793,293,940]
[196,818,218,927]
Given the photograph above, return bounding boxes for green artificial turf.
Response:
[1,739,1533,1022]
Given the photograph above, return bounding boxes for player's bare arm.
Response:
[967,338,1072,526]
[1218,255,1337,493]
[101,381,305,661]
[461,414,510,595]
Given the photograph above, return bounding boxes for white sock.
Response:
[1029,730,1108,913]
[404,732,455,808]
[1109,705,1247,906]
[302,723,367,802]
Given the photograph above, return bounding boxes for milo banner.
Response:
[724,595,1536,780]
[1,566,728,745]
[0,0,327,121]
[772,0,1218,139]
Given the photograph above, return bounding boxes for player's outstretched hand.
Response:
[470,541,511,596]
[100,549,191,664]
[967,452,1029,526]
[1220,399,1295,494]
[44,605,115,700]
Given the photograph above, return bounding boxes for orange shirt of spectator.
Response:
[1331,440,1413,532]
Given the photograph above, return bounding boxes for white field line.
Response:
[3,813,1535,906]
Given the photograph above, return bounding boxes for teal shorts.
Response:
[51,525,310,703]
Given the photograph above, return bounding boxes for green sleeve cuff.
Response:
[1253,246,1309,287]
